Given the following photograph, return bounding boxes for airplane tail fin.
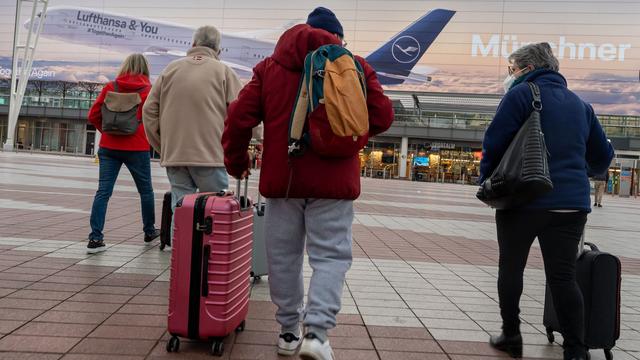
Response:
[365,9,455,85]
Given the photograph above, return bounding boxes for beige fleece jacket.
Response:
[142,46,242,167]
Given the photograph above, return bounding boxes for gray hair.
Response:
[509,42,559,72]
[192,26,221,52]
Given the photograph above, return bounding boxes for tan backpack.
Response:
[101,82,147,135]
[289,44,369,158]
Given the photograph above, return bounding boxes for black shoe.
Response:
[87,239,106,254]
[489,332,523,358]
[567,349,591,360]
[598,204,603,208]
[144,229,161,243]
[569,355,590,360]
[594,203,598,207]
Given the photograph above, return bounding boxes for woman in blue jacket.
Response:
[480,43,614,360]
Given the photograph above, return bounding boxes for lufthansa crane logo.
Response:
[391,36,421,64]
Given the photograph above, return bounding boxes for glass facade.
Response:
[2,82,639,178]
[360,141,482,184]
[360,142,399,179]
[0,80,101,155]
[0,82,101,110]
[1,116,91,154]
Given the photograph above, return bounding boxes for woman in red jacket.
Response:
[86,54,160,253]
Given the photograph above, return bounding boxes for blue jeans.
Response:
[89,148,156,241]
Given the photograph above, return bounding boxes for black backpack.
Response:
[100,81,147,135]
[476,82,554,209]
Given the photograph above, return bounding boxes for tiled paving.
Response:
[0,151,639,360]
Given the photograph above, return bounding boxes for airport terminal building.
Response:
[2,0,639,195]
[1,81,639,196]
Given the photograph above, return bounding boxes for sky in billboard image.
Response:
[0,0,638,114]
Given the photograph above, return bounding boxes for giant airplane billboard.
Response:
[0,0,638,115]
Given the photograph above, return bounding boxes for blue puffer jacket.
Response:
[479,70,614,212]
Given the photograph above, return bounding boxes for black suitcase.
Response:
[160,191,173,250]
[543,242,621,360]
[250,193,267,281]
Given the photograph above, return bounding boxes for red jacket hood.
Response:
[113,73,151,92]
[272,24,341,71]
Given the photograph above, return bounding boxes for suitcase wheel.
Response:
[211,341,224,357]
[545,328,555,343]
[166,336,180,353]
[604,349,613,360]
[235,320,246,333]
[250,271,262,283]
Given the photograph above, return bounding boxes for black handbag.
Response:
[476,82,553,209]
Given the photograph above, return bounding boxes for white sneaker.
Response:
[277,329,302,356]
[298,334,334,360]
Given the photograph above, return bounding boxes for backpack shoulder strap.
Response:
[354,56,367,98]
[289,54,312,143]
[289,75,308,142]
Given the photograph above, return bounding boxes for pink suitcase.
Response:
[166,180,253,356]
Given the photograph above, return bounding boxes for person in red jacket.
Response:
[87,54,160,254]
[222,8,393,360]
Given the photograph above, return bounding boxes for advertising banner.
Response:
[1,0,638,114]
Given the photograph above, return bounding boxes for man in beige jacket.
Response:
[143,25,242,211]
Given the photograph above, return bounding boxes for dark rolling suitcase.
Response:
[160,191,172,250]
[543,239,621,360]
[251,193,268,281]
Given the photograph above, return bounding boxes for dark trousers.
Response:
[496,210,587,357]
[89,148,156,241]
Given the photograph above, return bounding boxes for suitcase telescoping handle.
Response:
[255,192,265,216]
[577,226,598,257]
[578,231,585,258]
[236,178,251,211]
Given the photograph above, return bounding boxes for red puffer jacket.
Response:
[222,24,394,200]
[88,73,152,152]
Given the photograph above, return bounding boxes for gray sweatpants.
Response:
[265,198,353,333]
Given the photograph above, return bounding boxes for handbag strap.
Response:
[527,82,542,111]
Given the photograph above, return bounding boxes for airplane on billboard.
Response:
[26,6,455,85]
